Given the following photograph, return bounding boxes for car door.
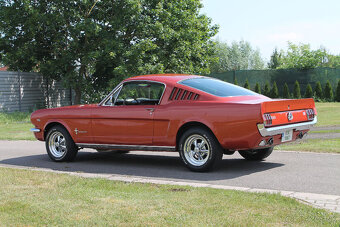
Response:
[91,81,165,145]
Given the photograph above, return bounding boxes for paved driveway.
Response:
[0,140,339,196]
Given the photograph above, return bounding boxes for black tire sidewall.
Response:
[45,126,77,162]
[179,127,222,172]
[238,147,273,161]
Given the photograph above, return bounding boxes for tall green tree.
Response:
[304,84,313,98]
[254,83,261,94]
[268,48,282,69]
[0,0,218,104]
[336,80,340,102]
[263,81,270,97]
[270,81,279,98]
[324,80,333,101]
[278,42,327,69]
[210,40,265,72]
[244,79,250,90]
[282,83,290,99]
[314,81,323,99]
[293,80,301,99]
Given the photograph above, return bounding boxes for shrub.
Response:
[336,80,340,102]
[293,80,301,99]
[314,81,323,99]
[270,81,279,98]
[324,80,333,101]
[254,83,261,94]
[263,81,270,97]
[244,79,250,89]
[304,84,313,98]
[283,83,290,99]
[234,78,238,85]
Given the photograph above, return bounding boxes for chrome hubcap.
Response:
[183,134,210,166]
[48,131,67,158]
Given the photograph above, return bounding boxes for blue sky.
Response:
[201,0,340,61]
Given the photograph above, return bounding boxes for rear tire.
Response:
[179,127,223,172]
[238,147,273,161]
[45,125,78,162]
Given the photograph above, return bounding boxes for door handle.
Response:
[145,108,155,112]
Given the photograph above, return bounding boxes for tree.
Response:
[283,83,290,99]
[0,0,218,104]
[304,84,313,98]
[268,48,282,69]
[210,40,265,72]
[325,54,340,68]
[324,80,333,101]
[293,80,301,98]
[278,42,327,69]
[336,80,340,102]
[234,78,238,85]
[263,82,270,97]
[314,81,323,99]
[244,79,250,89]
[254,83,261,94]
[270,81,279,98]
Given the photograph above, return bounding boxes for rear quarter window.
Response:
[178,78,257,97]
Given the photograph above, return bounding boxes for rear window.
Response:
[178,78,257,97]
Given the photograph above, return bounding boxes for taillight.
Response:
[306,109,315,120]
[263,113,272,127]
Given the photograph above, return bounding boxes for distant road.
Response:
[0,140,339,196]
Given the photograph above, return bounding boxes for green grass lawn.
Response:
[0,167,338,226]
[276,138,340,153]
[315,102,340,127]
[0,112,34,140]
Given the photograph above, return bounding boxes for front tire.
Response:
[238,147,273,161]
[179,127,223,172]
[45,125,78,162]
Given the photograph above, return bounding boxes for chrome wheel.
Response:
[48,131,67,158]
[183,134,210,166]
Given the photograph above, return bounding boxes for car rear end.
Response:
[255,98,317,148]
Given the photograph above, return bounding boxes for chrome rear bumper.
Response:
[257,117,317,137]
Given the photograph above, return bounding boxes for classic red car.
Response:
[31,74,317,171]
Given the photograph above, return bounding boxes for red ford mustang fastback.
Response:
[31,74,317,171]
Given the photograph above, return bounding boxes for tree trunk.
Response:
[74,87,81,105]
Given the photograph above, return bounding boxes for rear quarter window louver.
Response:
[169,87,199,101]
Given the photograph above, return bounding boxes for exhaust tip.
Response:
[267,138,273,145]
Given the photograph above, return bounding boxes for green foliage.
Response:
[336,80,340,102]
[304,84,313,98]
[268,48,282,69]
[244,79,250,90]
[324,80,334,101]
[293,81,301,99]
[326,54,340,68]
[210,40,265,72]
[254,83,261,94]
[263,82,270,97]
[0,0,218,104]
[314,81,323,99]
[282,83,290,99]
[234,78,238,85]
[270,82,279,98]
[278,42,327,69]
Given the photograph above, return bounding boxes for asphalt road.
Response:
[0,140,339,196]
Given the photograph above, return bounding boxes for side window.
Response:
[115,82,164,106]
[104,86,121,106]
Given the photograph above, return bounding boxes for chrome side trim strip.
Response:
[257,116,317,137]
[76,143,176,151]
[30,128,41,132]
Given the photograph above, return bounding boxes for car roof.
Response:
[124,74,204,85]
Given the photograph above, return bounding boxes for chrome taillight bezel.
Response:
[263,113,272,127]
[306,109,315,121]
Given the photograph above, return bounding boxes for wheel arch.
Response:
[43,121,72,141]
[176,121,220,150]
